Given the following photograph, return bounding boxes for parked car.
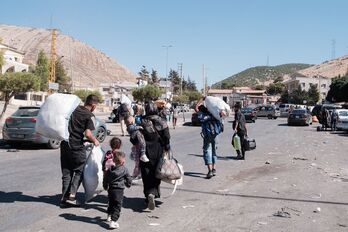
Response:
[336,109,348,131]
[2,106,108,149]
[254,105,280,119]
[279,103,294,117]
[288,109,312,126]
[191,112,201,126]
[241,107,257,123]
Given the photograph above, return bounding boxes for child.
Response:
[103,150,132,229]
[125,116,149,177]
[102,137,122,172]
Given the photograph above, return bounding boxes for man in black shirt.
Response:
[60,94,100,206]
[233,103,247,160]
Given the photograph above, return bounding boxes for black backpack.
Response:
[119,103,129,117]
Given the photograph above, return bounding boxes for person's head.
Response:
[112,150,126,166]
[125,115,134,126]
[198,105,208,113]
[145,102,158,116]
[85,94,99,112]
[109,137,122,151]
[234,103,241,112]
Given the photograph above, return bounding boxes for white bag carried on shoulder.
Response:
[204,96,231,120]
[83,145,105,202]
[35,93,81,141]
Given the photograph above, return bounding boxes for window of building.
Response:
[30,94,43,101]
[14,93,27,100]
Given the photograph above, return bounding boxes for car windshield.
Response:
[13,108,40,117]
[292,109,306,114]
[338,111,348,117]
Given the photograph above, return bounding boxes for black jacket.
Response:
[103,165,132,190]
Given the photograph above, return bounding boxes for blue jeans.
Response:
[203,136,217,165]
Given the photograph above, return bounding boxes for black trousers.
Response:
[236,132,246,158]
[60,141,87,199]
[107,188,124,222]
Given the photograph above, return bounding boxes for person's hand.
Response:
[93,139,100,147]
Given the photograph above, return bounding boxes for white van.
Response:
[279,103,294,117]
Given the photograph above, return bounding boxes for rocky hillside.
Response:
[298,55,348,78]
[213,63,313,88]
[0,24,137,88]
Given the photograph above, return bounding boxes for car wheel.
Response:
[96,126,107,143]
[273,117,278,119]
[47,139,61,149]
[267,115,272,119]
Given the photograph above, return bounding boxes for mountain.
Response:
[298,55,348,78]
[213,63,313,88]
[0,24,137,88]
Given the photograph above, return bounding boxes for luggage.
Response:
[204,96,231,120]
[36,93,81,141]
[83,145,105,202]
[245,137,256,151]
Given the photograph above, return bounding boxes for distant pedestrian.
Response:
[60,94,100,207]
[233,103,247,160]
[172,106,179,129]
[118,103,131,136]
[103,150,132,229]
[331,110,337,131]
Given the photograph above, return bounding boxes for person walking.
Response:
[140,102,170,210]
[60,94,100,207]
[103,150,132,229]
[233,103,247,160]
[196,104,223,179]
[172,106,179,129]
[118,103,131,136]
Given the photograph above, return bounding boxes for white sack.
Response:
[83,146,105,202]
[204,96,231,120]
[35,93,81,141]
[120,94,132,106]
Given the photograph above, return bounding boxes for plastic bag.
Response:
[36,93,81,141]
[232,134,241,151]
[204,96,231,120]
[83,146,105,202]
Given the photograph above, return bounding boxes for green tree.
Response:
[185,77,197,91]
[73,89,103,103]
[307,84,320,105]
[168,69,181,94]
[0,72,40,119]
[255,85,266,90]
[280,90,290,103]
[290,86,308,104]
[266,82,284,95]
[173,94,189,103]
[183,90,202,102]
[326,75,348,102]
[138,65,150,83]
[55,59,71,92]
[132,84,161,102]
[33,50,49,91]
[150,69,159,84]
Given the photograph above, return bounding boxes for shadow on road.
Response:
[59,213,109,229]
[160,187,348,207]
[0,191,60,205]
[184,172,206,179]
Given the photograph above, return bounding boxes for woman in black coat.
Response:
[140,102,170,210]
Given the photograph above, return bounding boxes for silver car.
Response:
[2,106,107,149]
[254,105,280,119]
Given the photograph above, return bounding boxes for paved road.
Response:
[1,117,348,232]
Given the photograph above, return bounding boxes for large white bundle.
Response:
[83,146,105,202]
[204,96,231,120]
[35,93,81,141]
[120,94,132,106]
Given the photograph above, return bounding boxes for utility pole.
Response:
[162,45,172,100]
[178,63,183,95]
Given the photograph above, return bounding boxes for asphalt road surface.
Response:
[1,117,348,232]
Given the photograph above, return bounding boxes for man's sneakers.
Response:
[212,169,216,176]
[147,194,155,210]
[109,221,119,229]
[206,171,213,179]
[106,215,112,222]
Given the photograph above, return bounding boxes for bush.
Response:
[73,89,103,103]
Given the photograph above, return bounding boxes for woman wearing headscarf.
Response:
[139,102,170,210]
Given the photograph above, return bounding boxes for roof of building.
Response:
[207,89,233,94]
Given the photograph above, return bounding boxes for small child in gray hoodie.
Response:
[103,150,132,229]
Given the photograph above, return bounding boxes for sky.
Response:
[1,0,348,89]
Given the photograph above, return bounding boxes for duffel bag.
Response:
[244,137,256,151]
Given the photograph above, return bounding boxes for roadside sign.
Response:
[49,82,59,90]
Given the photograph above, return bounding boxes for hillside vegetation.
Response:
[213,63,313,88]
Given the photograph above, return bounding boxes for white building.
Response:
[284,74,331,102]
[0,43,29,74]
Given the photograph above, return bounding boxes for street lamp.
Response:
[162,45,173,100]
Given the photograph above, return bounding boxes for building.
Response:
[0,43,29,74]
[158,80,173,100]
[208,87,268,107]
[283,74,331,102]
